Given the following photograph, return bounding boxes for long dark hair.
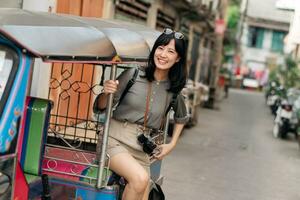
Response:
[145,31,187,93]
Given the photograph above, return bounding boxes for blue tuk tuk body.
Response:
[0,38,33,200]
[0,39,32,154]
[0,8,164,200]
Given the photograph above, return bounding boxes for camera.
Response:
[137,134,157,155]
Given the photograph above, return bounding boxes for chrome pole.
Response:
[97,64,117,188]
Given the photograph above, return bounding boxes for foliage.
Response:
[286,56,297,69]
[219,67,232,80]
[227,6,239,30]
[283,57,300,88]
[268,68,280,83]
[219,67,228,74]
[229,0,241,6]
[224,5,240,53]
[270,57,300,89]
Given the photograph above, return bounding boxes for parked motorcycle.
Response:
[267,90,281,116]
[273,99,298,139]
[267,85,286,116]
[265,81,279,101]
[291,97,300,148]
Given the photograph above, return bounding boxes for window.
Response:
[271,30,286,53]
[0,45,19,117]
[156,10,175,30]
[115,0,150,25]
[247,26,264,48]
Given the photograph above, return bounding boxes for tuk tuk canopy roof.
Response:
[0,8,161,63]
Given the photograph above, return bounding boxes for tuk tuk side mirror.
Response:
[0,171,11,196]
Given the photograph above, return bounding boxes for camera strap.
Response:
[143,83,152,130]
[118,67,139,107]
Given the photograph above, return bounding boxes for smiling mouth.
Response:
[158,58,168,65]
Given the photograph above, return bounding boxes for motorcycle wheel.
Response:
[280,122,289,139]
[273,123,280,138]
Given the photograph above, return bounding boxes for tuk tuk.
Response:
[0,8,165,200]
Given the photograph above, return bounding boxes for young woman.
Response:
[94,28,188,200]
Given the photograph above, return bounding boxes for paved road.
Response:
[162,89,300,200]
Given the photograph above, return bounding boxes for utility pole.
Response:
[206,0,227,108]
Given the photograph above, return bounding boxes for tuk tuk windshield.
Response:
[0,45,18,115]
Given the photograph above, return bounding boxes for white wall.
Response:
[22,0,56,98]
[22,0,56,12]
[30,59,51,98]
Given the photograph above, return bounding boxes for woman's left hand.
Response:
[152,143,175,160]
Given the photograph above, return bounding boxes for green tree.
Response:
[229,0,241,6]
[277,57,300,88]
[227,6,239,30]
[224,4,240,53]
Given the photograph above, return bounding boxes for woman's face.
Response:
[154,39,180,71]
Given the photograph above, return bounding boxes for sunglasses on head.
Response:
[163,28,184,39]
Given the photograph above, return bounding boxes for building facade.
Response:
[1,0,226,110]
[239,0,292,79]
[276,0,300,67]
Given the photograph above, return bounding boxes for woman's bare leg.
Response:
[141,182,150,200]
[110,152,149,200]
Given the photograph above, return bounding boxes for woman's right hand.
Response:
[102,80,119,94]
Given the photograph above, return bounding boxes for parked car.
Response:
[242,78,259,89]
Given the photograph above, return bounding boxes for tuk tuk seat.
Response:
[19,96,52,183]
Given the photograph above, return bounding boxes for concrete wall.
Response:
[0,0,22,8]
[102,0,115,19]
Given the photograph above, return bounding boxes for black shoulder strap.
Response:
[165,92,178,115]
[100,65,106,86]
[118,68,139,106]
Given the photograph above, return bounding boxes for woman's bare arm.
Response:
[169,123,185,147]
[154,123,185,160]
[96,80,119,110]
[96,93,109,110]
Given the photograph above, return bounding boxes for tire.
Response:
[271,105,277,116]
[297,135,300,151]
[280,123,288,139]
[273,123,280,138]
